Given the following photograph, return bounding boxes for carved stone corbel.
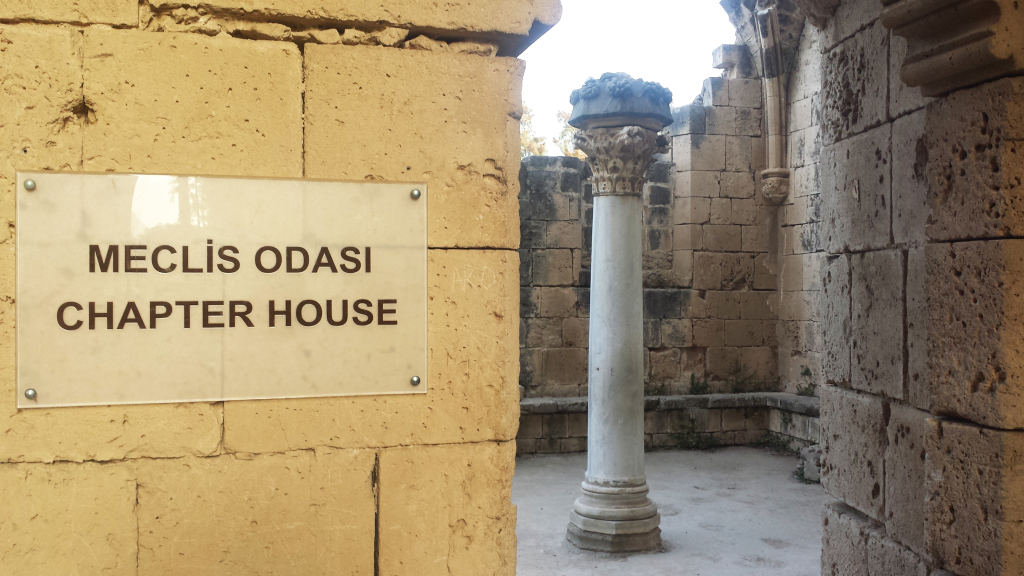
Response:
[761,168,791,205]
[882,0,1024,96]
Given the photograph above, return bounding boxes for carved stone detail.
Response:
[761,168,791,205]
[882,0,1024,97]
[573,126,668,196]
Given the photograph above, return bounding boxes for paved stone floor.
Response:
[514,447,825,576]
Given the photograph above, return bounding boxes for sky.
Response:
[520,0,737,144]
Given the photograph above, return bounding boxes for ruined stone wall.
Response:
[518,156,590,397]
[809,0,1024,574]
[776,22,826,395]
[519,50,784,399]
[0,1,561,574]
[815,3,935,570]
[666,72,779,389]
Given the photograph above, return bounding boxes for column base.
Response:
[566,480,662,552]
[566,523,662,553]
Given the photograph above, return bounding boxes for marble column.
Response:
[564,73,672,553]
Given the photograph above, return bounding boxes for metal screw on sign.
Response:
[410,189,422,200]
[410,376,421,386]
[23,179,36,191]
[24,389,37,401]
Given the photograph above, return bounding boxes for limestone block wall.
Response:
[666,74,779,388]
[518,156,590,397]
[0,2,560,574]
[776,22,826,394]
[814,1,1024,574]
[518,150,780,398]
[516,392,819,455]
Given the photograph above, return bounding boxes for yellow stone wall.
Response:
[0,1,556,573]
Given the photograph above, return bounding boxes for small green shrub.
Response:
[796,365,817,396]
[754,432,797,454]
[670,427,717,450]
[725,362,781,393]
[688,373,711,395]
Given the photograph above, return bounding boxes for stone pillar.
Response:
[564,73,672,553]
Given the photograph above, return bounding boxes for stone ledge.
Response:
[521,393,819,416]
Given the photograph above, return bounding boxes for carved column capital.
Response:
[573,126,668,197]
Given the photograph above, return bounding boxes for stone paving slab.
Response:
[514,447,825,576]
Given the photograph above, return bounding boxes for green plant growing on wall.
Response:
[754,432,797,454]
[688,373,711,395]
[795,365,817,397]
[670,421,717,450]
[726,362,782,393]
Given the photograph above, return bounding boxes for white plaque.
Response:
[16,172,427,408]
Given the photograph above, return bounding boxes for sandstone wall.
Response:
[518,151,780,398]
[667,74,780,390]
[777,21,826,395]
[0,2,557,573]
[814,1,1024,574]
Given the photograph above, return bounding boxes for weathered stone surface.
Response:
[927,240,1024,429]
[793,0,841,30]
[888,33,930,118]
[137,449,375,575]
[926,419,1024,576]
[147,0,561,46]
[727,79,761,108]
[850,250,904,399]
[713,44,754,79]
[821,124,892,252]
[905,247,930,410]
[532,249,573,285]
[791,127,821,173]
[83,29,303,178]
[380,441,516,576]
[675,135,726,172]
[674,170,721,198]
[305,45,523,248]
[823,0,881,50]
[821,500,872,576]
[821,255,851,386]
[820,21,888,146]
[0,461,136,574]
[867,529,928,576]
[0,0,135,25]
[924,78,1024,242]
[882,0,1024,97]
[820,386,887,521]
[223,250,519,452]
[0,25,83,222]
[892,109,928,247]
[885,404,928,555]
[0,401,223,463]
[667,105,706,136]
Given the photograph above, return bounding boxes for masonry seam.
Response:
[372,450,381,576]
[901,249,909,403]
[135,477,141,576]
[7,438,516,466]
[299,41,306,179]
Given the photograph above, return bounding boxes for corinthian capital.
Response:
[574,126,667,196]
